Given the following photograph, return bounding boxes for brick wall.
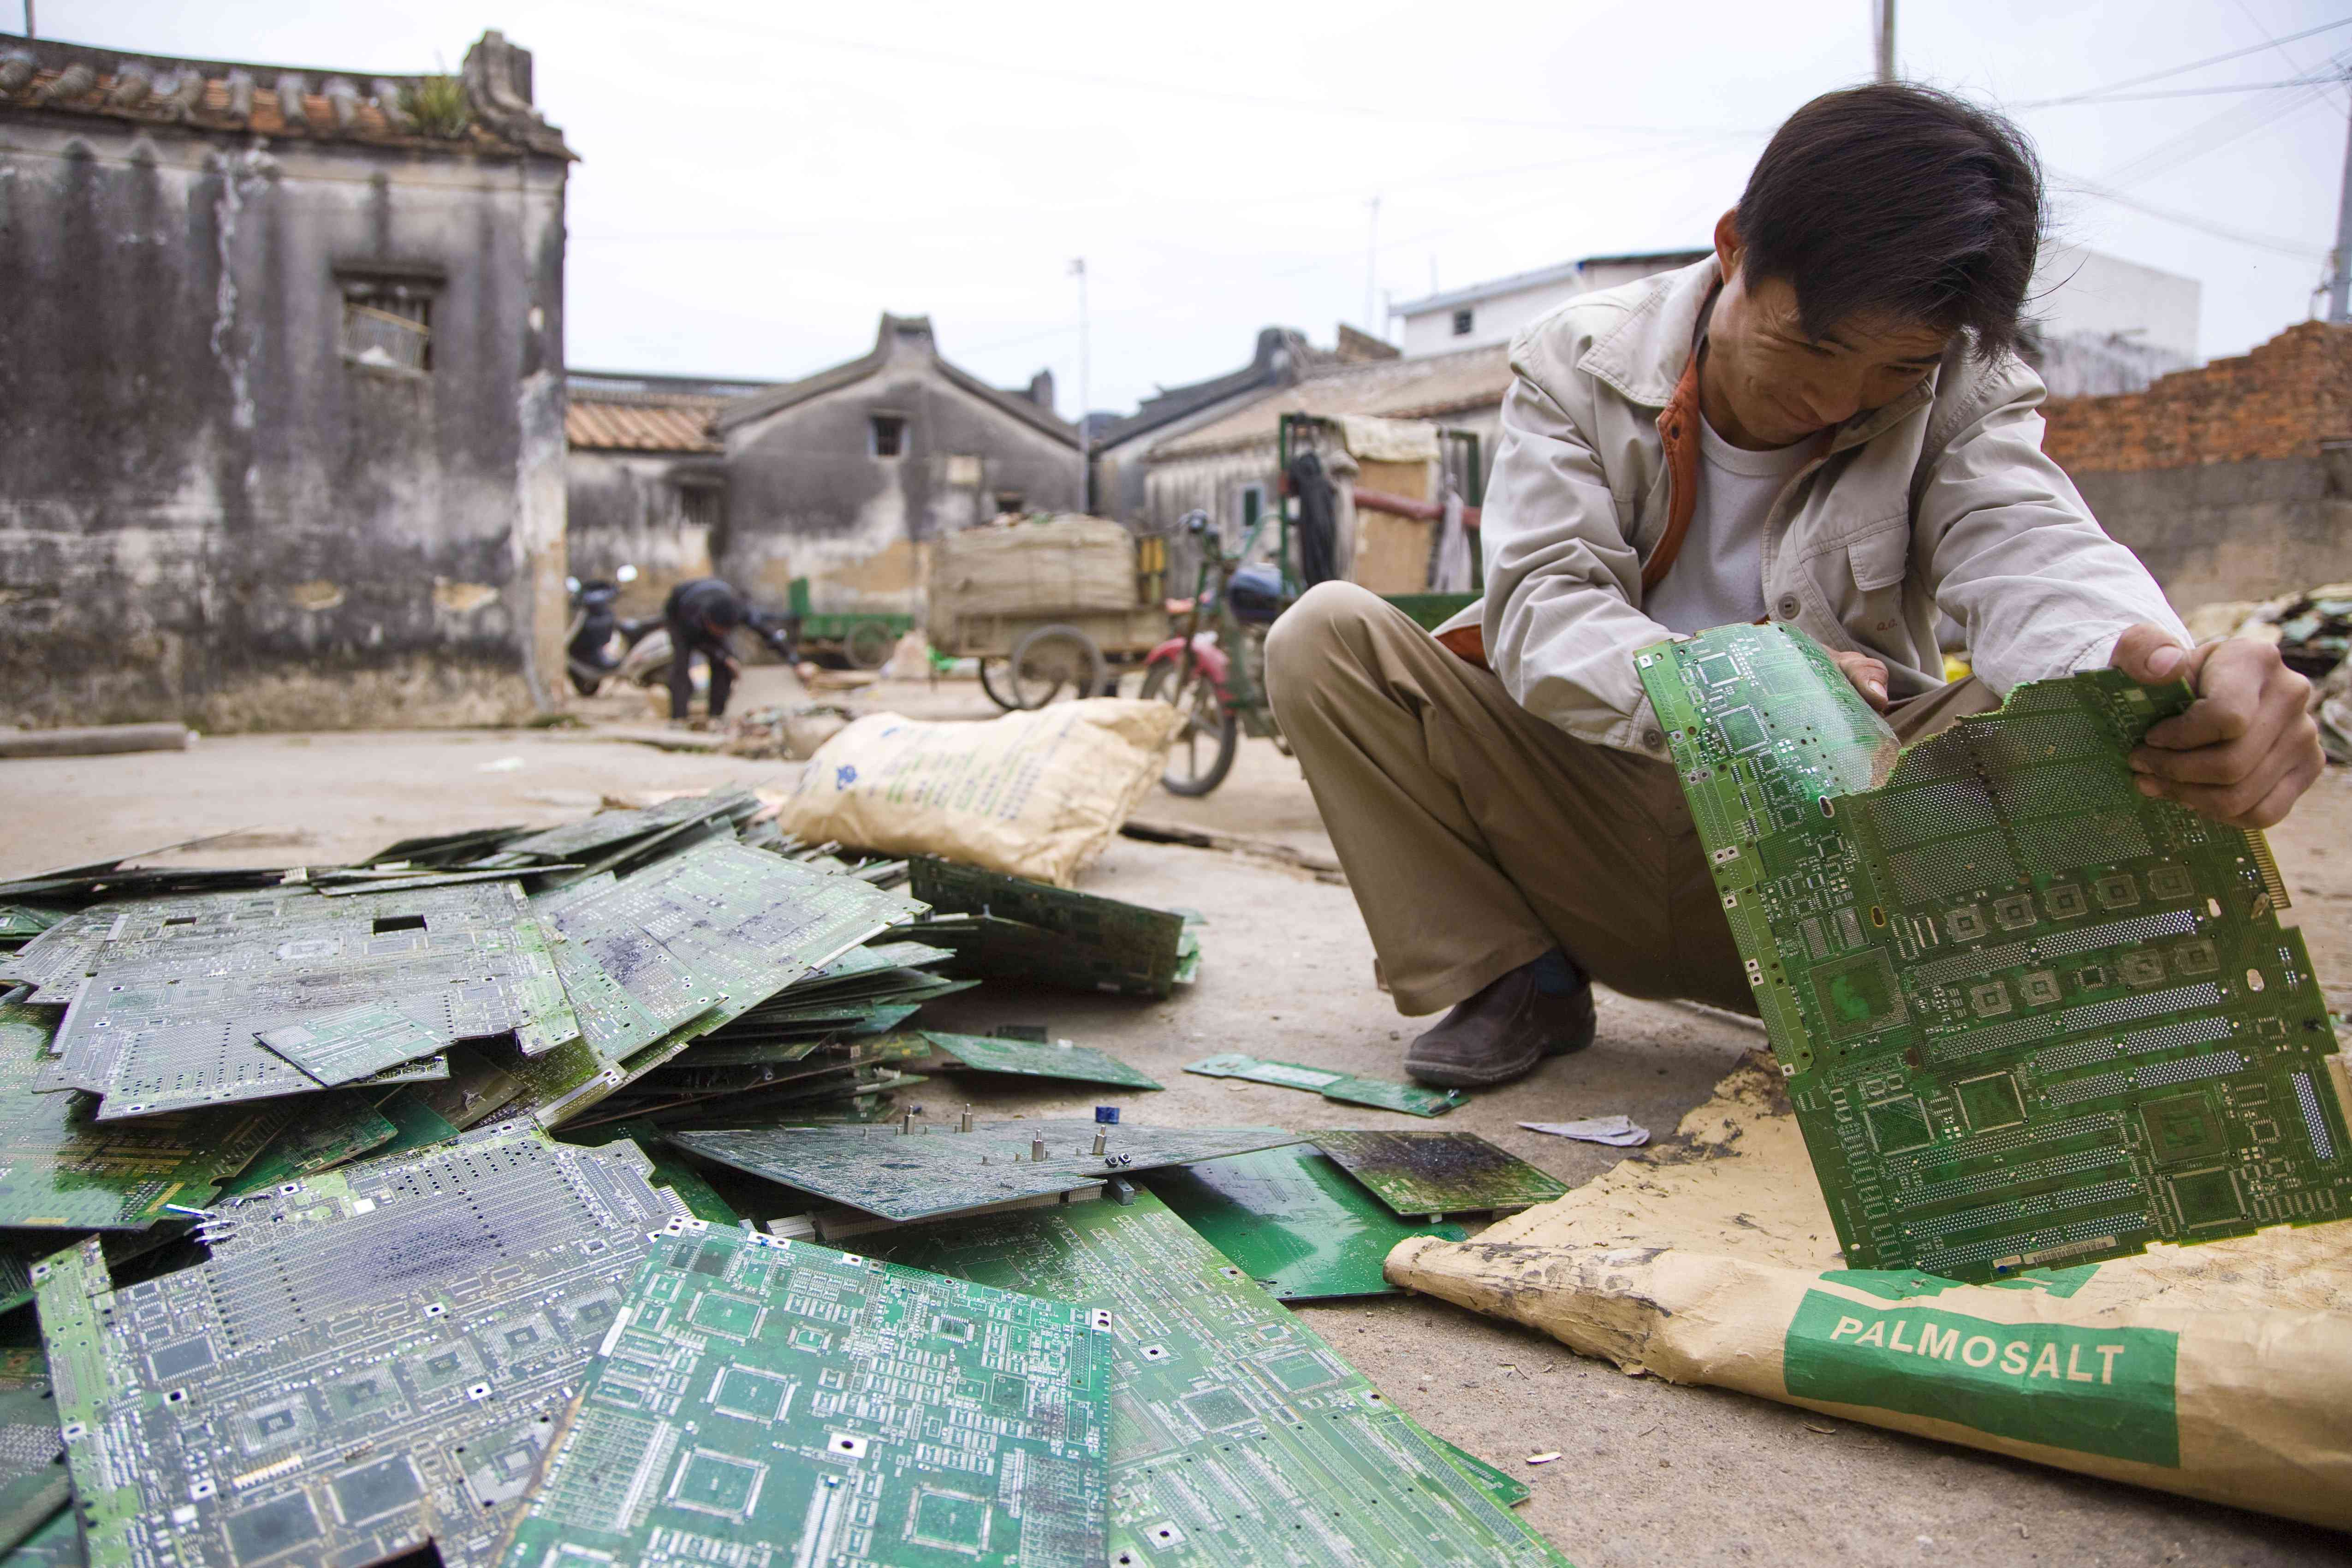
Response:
[2042,321,2352,474]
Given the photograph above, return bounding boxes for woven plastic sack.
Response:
[774,698,1183,887]
[1388,1053,2352,1529]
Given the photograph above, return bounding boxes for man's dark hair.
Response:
[1736,83,2043,360]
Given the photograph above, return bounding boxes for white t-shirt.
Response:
[1642,415,1813,636]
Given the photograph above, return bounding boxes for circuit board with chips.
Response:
[0,1002,293,1228]
[673,1121,1303,1221]
[541,841,916,1052]
[35,1125,692,1568]
[855,1191,1573,1568]
[909,859,1191,998]
[495,1223,1109,1568]
[1638,623,2352,1281]
[37,881,578,1119]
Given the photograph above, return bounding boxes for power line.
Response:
[2029,72,2345,107]
[2231,0,2351,109]
[2055,172,2331,260]
[2019,14,2352,107]
[2099,72,2338,189]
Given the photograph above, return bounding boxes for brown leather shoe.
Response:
[1403,965,1596,1088]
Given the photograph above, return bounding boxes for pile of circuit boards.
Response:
[0,792,1587,1567]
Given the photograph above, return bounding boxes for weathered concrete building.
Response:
[708,315,1080,615]
[0,30,572,731]
[564,370,773,618]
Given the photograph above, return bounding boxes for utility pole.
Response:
[1872,0,1895,83]
[1364,196,1381,334]
[2332,88,2352,323]
[1069,257,1090,509]
[22,1,33,39]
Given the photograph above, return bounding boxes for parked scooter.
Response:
[564,565,662,696]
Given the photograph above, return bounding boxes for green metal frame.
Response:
[786,577,912,661]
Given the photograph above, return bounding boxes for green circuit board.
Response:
[1138,1143,1465,1300]
[0,1509,76,1567]
[1183,1055,1465,1118]
[493,1223,1109,1568]
[1638,623,2352,1281]
[213,1091,399,1200]
[925,1030,1166,1090]
[42,880,578,1119]
[1308,1130,1571,1218]
[0,1002,292,1228]
[0,1348,66,1556]
[855,1192,1573,1568]
[909,860,1190,998]
[672,1121,1301,1222]
[34,1127,692,1568]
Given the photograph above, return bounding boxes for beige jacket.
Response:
[1434,256,2187,760]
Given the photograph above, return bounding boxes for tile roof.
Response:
[0,31,570,158]
[714,314,1078,448]
[565,389,725,454]
[1149,343,1513,460]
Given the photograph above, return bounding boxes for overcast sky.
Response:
[32,0,2352,419]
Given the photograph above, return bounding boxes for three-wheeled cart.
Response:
[926,517,1172,709]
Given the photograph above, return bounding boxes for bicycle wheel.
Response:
[1140,659,1239,796]
[1008,624,1107,710]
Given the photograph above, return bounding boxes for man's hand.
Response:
[1829,650,1890,712]
[2110,623,2322,830]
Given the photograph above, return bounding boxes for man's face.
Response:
[1702,232,1952,450]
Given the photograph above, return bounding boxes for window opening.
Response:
[678,486,722,531]
[1451,308,1473,337]
[869,414,907,457]
[341,282,433,372]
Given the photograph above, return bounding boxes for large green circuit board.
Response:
[855,1192,1574,1568]
[39,881,577,1120]
[495,1222,1109,1568]
[34,1126,691,1568]
[1638,624,2352,1281]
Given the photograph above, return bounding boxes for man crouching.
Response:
[1266,83,2322,1089]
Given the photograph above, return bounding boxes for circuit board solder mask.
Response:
[1638,624,2352,1282]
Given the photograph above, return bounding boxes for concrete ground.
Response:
[5,678,2347,1568]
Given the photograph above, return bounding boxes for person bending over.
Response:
[1265,84,2323,1089]
[663,577,795,722]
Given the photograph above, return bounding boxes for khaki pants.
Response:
[1264,582,1996,1018]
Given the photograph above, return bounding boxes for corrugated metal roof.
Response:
[1149,344,1512,460]
[565,392,723,454]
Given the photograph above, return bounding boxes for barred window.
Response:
[341,285,431,373]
